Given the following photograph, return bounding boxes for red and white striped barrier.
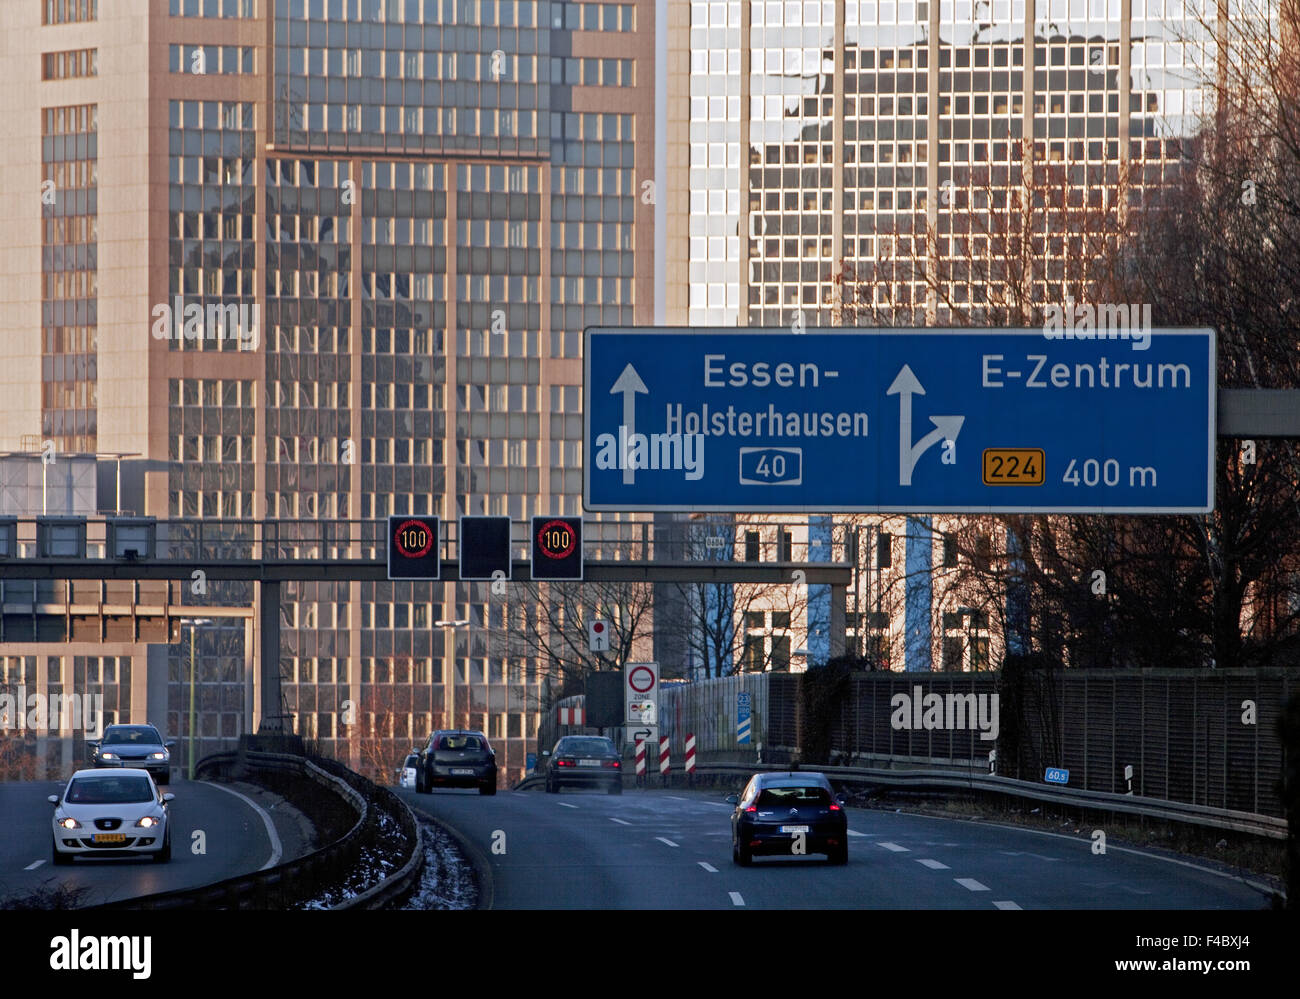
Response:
[635,738,647,777]
[658,735,670,775]
[684,733,696,774]
[558,706,584,725]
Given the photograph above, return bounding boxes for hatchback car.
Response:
[543,735,622,794]
[417,730,497,795]
[87,724,174,784]
[50,768,174,864]
[728,772,848,865]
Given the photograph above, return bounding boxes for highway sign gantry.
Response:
[583,327,1216,513]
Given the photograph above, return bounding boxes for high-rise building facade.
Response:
[1,0,656,781]
[664,0,1220,672]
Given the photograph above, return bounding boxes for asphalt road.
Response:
[0,777,280,908]
[398,786,1274,910]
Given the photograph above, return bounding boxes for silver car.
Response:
[50,769,174,864]
[87,724,174,784]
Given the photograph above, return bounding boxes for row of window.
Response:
[169,45,257,75]
[41,49,97,80]
[170,0,255,15]
[549,56,636,87]
[42,104,96,137]
[43,0,96,23]
[280,103,540,136]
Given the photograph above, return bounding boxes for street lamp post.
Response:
[181,618,212,779]
[435,618,469,729]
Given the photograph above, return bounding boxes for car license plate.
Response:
[780,825,810,834]
[94,833,126,843]
[579,759,601,766]
[451,768,474,775]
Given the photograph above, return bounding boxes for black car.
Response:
[87,725,175,785]
[728,772,848,865]
[543,735,622,794]
[417,730,497,795]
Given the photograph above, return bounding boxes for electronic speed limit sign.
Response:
[387,515,440,579]
[530,516,583,581]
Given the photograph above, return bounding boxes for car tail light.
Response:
[557,759,574,767]
[745,804,757,813]
[603,760,620,768]
[829,802,842,811]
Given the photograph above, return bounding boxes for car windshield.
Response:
[756,785,831,806]
[66,775,155,804]
[103,727,161,746]
[559,738,614,755]
[438,735,483,751]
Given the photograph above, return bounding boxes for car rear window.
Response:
[756,785,831,806]
[66,776,155,804]
[438,735,483,751]
[558,738,614,755]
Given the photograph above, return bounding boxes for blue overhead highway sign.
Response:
[583,327,1215,513]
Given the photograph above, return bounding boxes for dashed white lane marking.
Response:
[664,795,689,801]
[916,858,950,870]
[846,830,870,837]
[956,878,991,891]
[24,860,45,870]
[610,817,631,825]
[993,900,1023,910]
[558,802,579,809]
[729,891,745,906]
[999,850,1060,862]
[699,862,718,873]
[655,836,680,848]
[877,841,909,852]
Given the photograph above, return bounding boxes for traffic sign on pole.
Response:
[737,689,752,745]
[387,515,440,580]
[584,327,1215,513]
[625,661,658,724]
[588,619,610,652]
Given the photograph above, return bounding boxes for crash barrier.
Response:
[84,750,422,910]
[654,669,1293,819]
[682,760,1289,843]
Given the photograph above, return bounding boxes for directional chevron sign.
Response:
[583,327,1215,513]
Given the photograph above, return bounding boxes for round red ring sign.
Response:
[628,665,655,693]
[536,519,576,559]
[393,519,435,559]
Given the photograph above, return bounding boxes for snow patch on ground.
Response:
[394,819,478,910]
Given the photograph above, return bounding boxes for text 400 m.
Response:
[1062,458,1157,488]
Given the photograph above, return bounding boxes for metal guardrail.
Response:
[85,750,423,910]
[517,761,1286,841]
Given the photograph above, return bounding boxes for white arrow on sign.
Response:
[610,364,649,485]
[887,364,965,486]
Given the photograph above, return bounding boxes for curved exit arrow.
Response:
[887,365,965,486]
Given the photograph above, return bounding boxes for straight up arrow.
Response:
[610,364,648,484]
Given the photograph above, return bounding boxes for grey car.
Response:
[88,724,175,785]
[544,735,623,794]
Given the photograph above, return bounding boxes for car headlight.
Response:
[99,751,118,760]
[57,816,81,830]
[135,815,163,828]
[148,751,167,760]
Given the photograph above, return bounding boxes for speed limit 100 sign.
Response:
[388,515,441,580]
[530,516,583,581]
